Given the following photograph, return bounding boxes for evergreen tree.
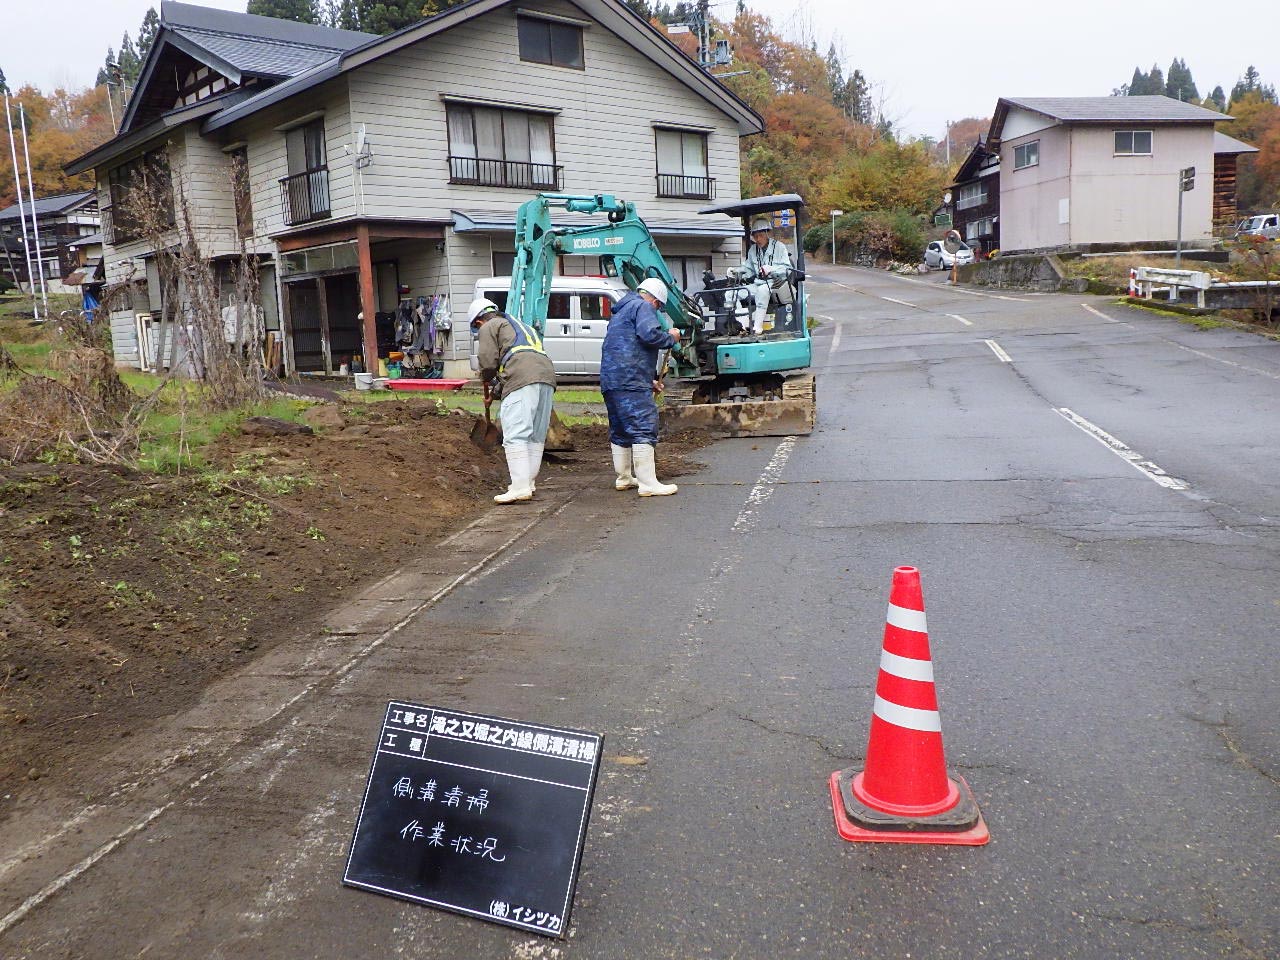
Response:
[137,7,160,63]
[1165,58,1198,102]
[1128,66,1147,95]
[357,1,428,33]
[1207,85,1227,110]
[247,0,317,21]
[117,32,142,86]
[1231,66,1277,105]
[0,67,7,96]
[1146,62,1165,96]
[95,47,116,88]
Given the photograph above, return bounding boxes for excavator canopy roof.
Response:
[697,194,806,220]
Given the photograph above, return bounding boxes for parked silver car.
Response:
[924,239,975,270]
[1235,213,1280,239]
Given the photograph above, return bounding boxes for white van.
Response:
[471,276,630,377]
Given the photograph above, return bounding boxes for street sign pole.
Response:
[1172,166,1192,296]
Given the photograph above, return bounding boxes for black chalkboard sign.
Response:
[343,701,603,938]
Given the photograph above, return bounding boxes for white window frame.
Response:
[1113,130,1153,156]
[1013,140,1039,170]
[955,182,987,210]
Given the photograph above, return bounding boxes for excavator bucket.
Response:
[660,374,815,439]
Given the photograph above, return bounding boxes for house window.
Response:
[965,217,994,241]
[517,16,584,69]
[1114,130,1153,156]
[655,128,714,199]
[447,103,561,189]
[280,119,329,225]
[1013,140,1039,170]
[230,147,253,239]
[106,148,174,242]
[955,182,987,210]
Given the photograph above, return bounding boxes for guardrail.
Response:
[1135,267,1213,307]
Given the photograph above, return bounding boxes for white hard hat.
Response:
[638,277,668,303]
[467,298,499,326]
[750,218,773,234]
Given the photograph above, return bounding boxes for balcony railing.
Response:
[955,190,987,211]
[448,156,563,190]
[279,167,331,226]
[656,174,716,200]
[101,206,115,244]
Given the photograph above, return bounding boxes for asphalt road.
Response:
[2,264,1277,959]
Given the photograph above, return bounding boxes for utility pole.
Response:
[19,103,49,315]
[3,92,38,319]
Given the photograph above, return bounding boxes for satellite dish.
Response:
[943,191,952,205]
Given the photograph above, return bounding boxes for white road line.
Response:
[881,296,916,308]
[1081,303,1118,323]
[886,272,1031,301]
[1054,407,1189,491]
[947,313,973,326]
[830,321,843,357]
[983,338,1013,362]
[1172,342,1280,382]
[733,436,797,532]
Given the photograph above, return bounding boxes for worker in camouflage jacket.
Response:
[470,298,556,504]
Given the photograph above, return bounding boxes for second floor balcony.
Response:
[448,156,563,191]
[280,167,331,226]
[656,174,716,200]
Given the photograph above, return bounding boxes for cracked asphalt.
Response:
[3,264,1278,958]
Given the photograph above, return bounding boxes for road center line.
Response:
[881,296,916,308]
[830,321,843,357]
[983,338,1013,362]
[1081,303,1119,323]
[733,436,797,532]
[1054,407,1189,491]
[1172,342,1280,382]
[885,272,1031,301]
[947,313,973,326]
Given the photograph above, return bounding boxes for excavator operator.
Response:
[745,218,795,334]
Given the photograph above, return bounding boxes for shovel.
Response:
[470,380,503,452]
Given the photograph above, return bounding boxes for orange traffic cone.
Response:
[829,566,989,845]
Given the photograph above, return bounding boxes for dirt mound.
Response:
[0,398,707,811]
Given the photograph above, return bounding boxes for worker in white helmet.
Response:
[599,277,681,497]
[745,218,795,334]
[468,297,557,504]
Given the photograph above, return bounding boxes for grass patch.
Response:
[137,396,310,474]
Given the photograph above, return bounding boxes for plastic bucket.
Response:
[354,372,375,391]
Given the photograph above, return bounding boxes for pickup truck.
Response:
[1235,213,1280,239]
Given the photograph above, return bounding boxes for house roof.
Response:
[950,141,998,186]
[1214,131,1259,155]
[65,97,231,176]
[70,0,762,178]
[119,1,376,132]
[0,190,97,222]
[203,0,763,135]
[991,96,1230,143]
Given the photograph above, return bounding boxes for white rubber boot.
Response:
[529,442,544,493]
[611,443,638,490]
[632,444,677,497]
[494,444,534,503]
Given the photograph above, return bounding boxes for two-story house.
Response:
[0,190,100,294]
[948,140,1000,255]
[988,96,1228,254]
[66,0,761,376]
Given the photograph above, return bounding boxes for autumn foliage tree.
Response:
[0,85,114,209]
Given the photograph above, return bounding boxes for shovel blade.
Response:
[470,415,503,452]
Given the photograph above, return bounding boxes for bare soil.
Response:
[0,397,705,817]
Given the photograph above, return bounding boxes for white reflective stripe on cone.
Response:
[873,695,942,733]
[879,649,934,683]
[886,603,928,634]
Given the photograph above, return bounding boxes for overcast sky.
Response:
[7,0,1280,142]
